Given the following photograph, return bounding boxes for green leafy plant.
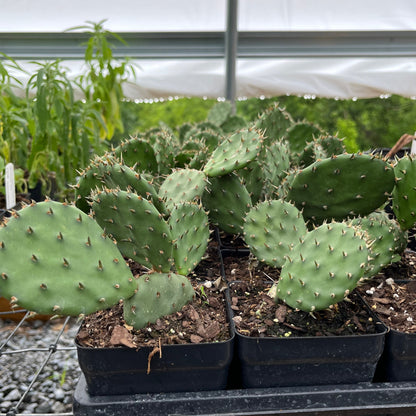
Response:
[67,20,137,141]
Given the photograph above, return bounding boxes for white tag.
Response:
[412,133,416,155]
[5,163,16,210]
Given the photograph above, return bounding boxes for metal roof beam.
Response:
[1,30,416,60]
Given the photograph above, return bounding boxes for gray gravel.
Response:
[0,316,81,415]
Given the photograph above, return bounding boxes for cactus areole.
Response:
[0,201,136,316]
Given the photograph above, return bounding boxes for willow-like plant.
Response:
[67,20,137,141]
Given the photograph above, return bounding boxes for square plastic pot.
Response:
[372,280,416,382]
[228,282,387,389]
[75,293,235,396]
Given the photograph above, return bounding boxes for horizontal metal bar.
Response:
[1,30,416,60]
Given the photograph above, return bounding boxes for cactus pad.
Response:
[392,154,416,230]
[168,202,210,275]
[123,272,194,329]
[0,201,135,316]
[276,222,368,312]
[158,168,208,212]
[91,189,173,272]
[203,128,263,177]
[286,153,395,224]
[351,212,406,277]
[243,199,307,267]
[112,136,158,173]
[202,173,252,235]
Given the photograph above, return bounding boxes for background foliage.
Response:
[118,94,416,152]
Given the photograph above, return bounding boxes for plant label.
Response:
[5,163,16,210]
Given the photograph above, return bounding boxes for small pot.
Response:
[75,288,235,396]
[228,280,387,389]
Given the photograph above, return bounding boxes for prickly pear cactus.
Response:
[91,189,173,272]
[297,134,346,168]
[202,173,252,235]
[350,211,407,277]
[254,103,294,145]
[203,128,263,177]
[158,168,208,212]
[285,120,323,159]
[0,201,136,316]
[243,199,308,268]
[276,222,368,312]
[112,136,158,173]
[207,101,232,126]
[286,153,395,224]
[392,154,416,230]
[74,155,164,215]
[168,202,210,275]
[123,272,194,329]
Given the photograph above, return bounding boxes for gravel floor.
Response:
[0,315,81,415]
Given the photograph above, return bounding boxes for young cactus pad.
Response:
[91,189,173,272]
[276,222,368,312]
[350,212,407,277]
[203,128,263,177]
[243,199,307,268]
[286,153,395,224]
[112,136,158,173]
[0,201,136,316]
[168,202,210,276]
[202,173,252,235]
[158,168,207,213]
[123,272,194,329]
[74,155,163,214]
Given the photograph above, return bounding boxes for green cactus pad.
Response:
[243,199,307,268]
[74,156,164,215]
[286,153,395,224]
[254,103,294,145]
[0,201,136,316]
[168,202,210,276]
[123,272,194,329]
[392,154,416,230]
[202,173,252,235]
[207,101,232,126]
[351,212,406,277]
[286,121,323,158]
[112,136,158,173]
[91,189,173,272]
[74,154,116,213]
[276,222,368,312]
[158,168,208,213]
[203,128,263,177]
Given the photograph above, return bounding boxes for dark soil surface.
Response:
[77,245,230,349]
[224,250,416,338]
[77,244,416,348]
[358,250,416,333]
[224,255,379,338]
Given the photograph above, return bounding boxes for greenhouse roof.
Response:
[1,0,416,100]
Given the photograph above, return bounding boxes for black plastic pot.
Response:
[379,328,416,382]
[76,285,235,397]
[372,280,416,383]
[76,333,234,396]
[231,288,387,388]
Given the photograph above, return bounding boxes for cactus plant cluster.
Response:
[1,99,415,332]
